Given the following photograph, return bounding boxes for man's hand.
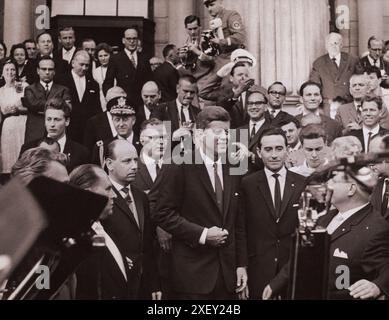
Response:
[262,285,273,300]
[152,291,162,300]
[230,142,250,163]
[236,267,249,300]
[156,226,172,252]
[349,280,381,299]
[233,79,255,98]
[346,121,361,131]
[206,227,229,247]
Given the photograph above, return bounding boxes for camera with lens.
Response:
[200,29,220,57]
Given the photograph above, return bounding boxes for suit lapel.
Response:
[138,161,154,190]
[169,102,180,131]
[222,164,232,220]
[113,187,140,231]
[337,53,348,78]
[279,171,296,219]
[132,188,145,234]
[196,163,221,213]
[257,172,277,220]
[324,55,338,81]
[249,122,269,150]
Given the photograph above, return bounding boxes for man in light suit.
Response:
[336,73,389,132]
[103,28,153,106]
[310,33,360,114]
[153,106,247,300]
[104,140,161,300]
[265,170,389,300]
[236,127,306,299]
[58,50,101,144]
[23,57,71,143]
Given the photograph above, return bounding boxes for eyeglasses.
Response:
[269,91,286,97]
[247,101,267,106]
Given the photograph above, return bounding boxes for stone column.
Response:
[167,0,194,47]
[357,0,384,54]
[3,0,32,49]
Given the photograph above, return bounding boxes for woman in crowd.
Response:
[0,60,28,173]
[10,43,35,84]
[0,41,8,87]
[93,43,113,111]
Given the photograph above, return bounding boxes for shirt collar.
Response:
[337,203,369,220]
[71,69,85,80]
[250,118,265,127]
[124,48,137,58]
[116,131,134,143]
[176,99,189,109]
[40,80,53,89]
[199,148,222,166]
[289,140,302,152]
[62,46,75,55]
[56,134,67,153]
[302,108,320,117]
[363,124,380,135]
[264,166,287,179]
[368,55,380,66]
[329,52,341,61]
[109,177,131,194]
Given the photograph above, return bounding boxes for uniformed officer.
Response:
[93,96,141,167]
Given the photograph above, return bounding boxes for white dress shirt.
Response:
[368,55,381,69]
[249,119,266,136]
[62,46,76,64]
[144,105,151,120]
[71,70,86,101]
[40,80,53,92]
[92,221,127,281]
[55,134,67,153]
[142,153,162,182]
[198,149,224,245]
[288,140,302,152]
[326,203,369,235]
[124,48,138,67]
[362,124,380,153]
[176,99,191,125]
[117,132,134,144]
[329,53,341,68]
[110,178,139,226]
[264,166,287,206]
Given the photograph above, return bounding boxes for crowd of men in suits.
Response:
[3,0,389,300]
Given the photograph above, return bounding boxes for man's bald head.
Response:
[142,81,161,109]
[72,50,90,77]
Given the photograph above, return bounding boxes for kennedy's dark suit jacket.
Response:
[103,51,153,106]
[236,169,306,299]
[58,73,102,144]
[23,82,71,143]
[264,110,297,129]
[83,112,114,152]
[102,185,159,299]
[20,136,89,172]
[153,151,243,295]
[348,127,389,153]
[154,61,179,103]
[217,88,249,129]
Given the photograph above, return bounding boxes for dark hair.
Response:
[362,94,383,110]
[163,44,176,59]
[70,164,105,190]
[299,81,323,97]
[38,56,56,68]
[179,74,197,86]
[0,40,8,57]
[258,127,287,149]
[38,136,60,150]
[184,15,201,28]
[230,61,248,76]
[45,97,72,119]
[385,40,389,47]
[368,36,382,49]
[95,42,113,60]
[59,26,75,34]
[23,39,35,46]
[140,118,163,132]
[279,117,301,129]
[332,96,347,104]
[268,81,287,95]
[365,65,382,79]
[10,43,28,64]
[36,31,53,43]
[196,106,230,130]
[247,89,268,104]
[299,124,327,144]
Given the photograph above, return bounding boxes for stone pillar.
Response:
[3,0,32,49]
[357,0,384,54]
[167,0,194,47]
[154,0,169,58]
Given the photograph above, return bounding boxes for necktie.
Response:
[331,57,338,69]
[356,104,362,123]
[273,173,282,218]
[213,162,223,213]
[129,52,137,68]
[180,105,187,125]
[45,83,50,98]
[155,161,161,177]
[367,132,373,153]
[382,180,389,217]
[250,123,256,142]
[373,58,378,67]
[121,186,139,226]
[270,110,276,120]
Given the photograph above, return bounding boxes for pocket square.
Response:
[333,248,348,259]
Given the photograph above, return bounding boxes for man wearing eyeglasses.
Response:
[265,82,297,128]
[103,28,153,106]
[359,36,385,73]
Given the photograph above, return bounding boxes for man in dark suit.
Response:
[266,170,389,300]
[296,81,342,143]
[153,106,247,300]
[104,140,161,299]
[56,27,77,65]
[236,127,306,300]
[359,36,385,73]
[310,33,360,114]
[237,86,271,174]
[23,57,71,143]
[20,97,89,172]
[83,86,127,152]
[69,164,133,300]
[31,31,69,82]
[348,95,389,153]
[58,50,101,144]
[103,28,153,106]
[153,44,180,103]
[92,97,141,167]
[265,82,297,128]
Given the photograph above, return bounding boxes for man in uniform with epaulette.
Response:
[92,96,141,167]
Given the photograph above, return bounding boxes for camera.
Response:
[200,30,220,57]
